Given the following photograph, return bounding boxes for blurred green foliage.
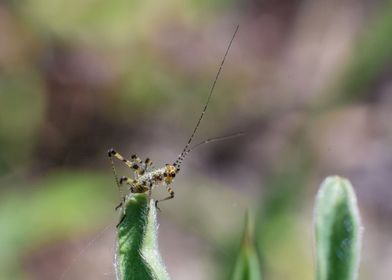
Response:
[116,176,361,280]
[323,0,392,105]
[0,171,115,279]
[0,0,391,279]
[0,72,44,174]
[14,0,228,43]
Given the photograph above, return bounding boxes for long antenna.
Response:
[174,25,239,167]
[177,132,244,164]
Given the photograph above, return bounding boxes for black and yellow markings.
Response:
[133,184,149,193]
[119,176,149,193]
[119,176,136,185]
[163,164,177,184]
[167,186,174,198]
[153,174,163,182]
[145,158,152,166]
[108,149,140,172]
[131,154,142,163]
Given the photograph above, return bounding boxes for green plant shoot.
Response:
[116,194,170,280]
[232,213,262,280]
[315,176,362,280]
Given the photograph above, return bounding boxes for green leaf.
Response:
[315,176,362,280]
[116,194,170,280]
[231,213,262,280]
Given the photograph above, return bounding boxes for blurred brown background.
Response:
[0,0,392,279]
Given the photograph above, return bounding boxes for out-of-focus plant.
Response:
[116,194,263,280]
[323,0,392,105]
[0,171,115,279]
[117,176,362,280]
[231,213,262,280]
[0,73,44,174]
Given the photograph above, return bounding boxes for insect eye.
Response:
[132,164,139,170]
[171,173,176,178]
[108,149,115,156]
[163,172,168,177]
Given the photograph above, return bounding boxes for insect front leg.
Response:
[108,149,139,169]
[143,158,153,172]
[119,176,136,189]
[108,149,128,208]
[108,149,143,204]
[130,154,144,178]
[155,184,175,211]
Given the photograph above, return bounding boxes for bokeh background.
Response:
[1,0,392,279]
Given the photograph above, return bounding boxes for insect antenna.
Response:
[176,132,244,166]
[174,25,239,169]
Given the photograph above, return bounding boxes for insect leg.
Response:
[108,149,144,200]
[148,183,152,200]
[155,185,175,210]
[116,214,126,228]
[108,149,142,172]
[130,154,144,178]
[119,175,136,187]
[143,158,153,172]
[115,202,123,211]
[108,148,127,208]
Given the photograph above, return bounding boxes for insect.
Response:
[108,25,239,227]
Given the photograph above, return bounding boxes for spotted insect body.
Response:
[108,26,239,227]
[122,165,177,191]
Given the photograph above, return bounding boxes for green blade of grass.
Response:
[231,213,262,280]
[315,176,362,280]
[116,194,170,280]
